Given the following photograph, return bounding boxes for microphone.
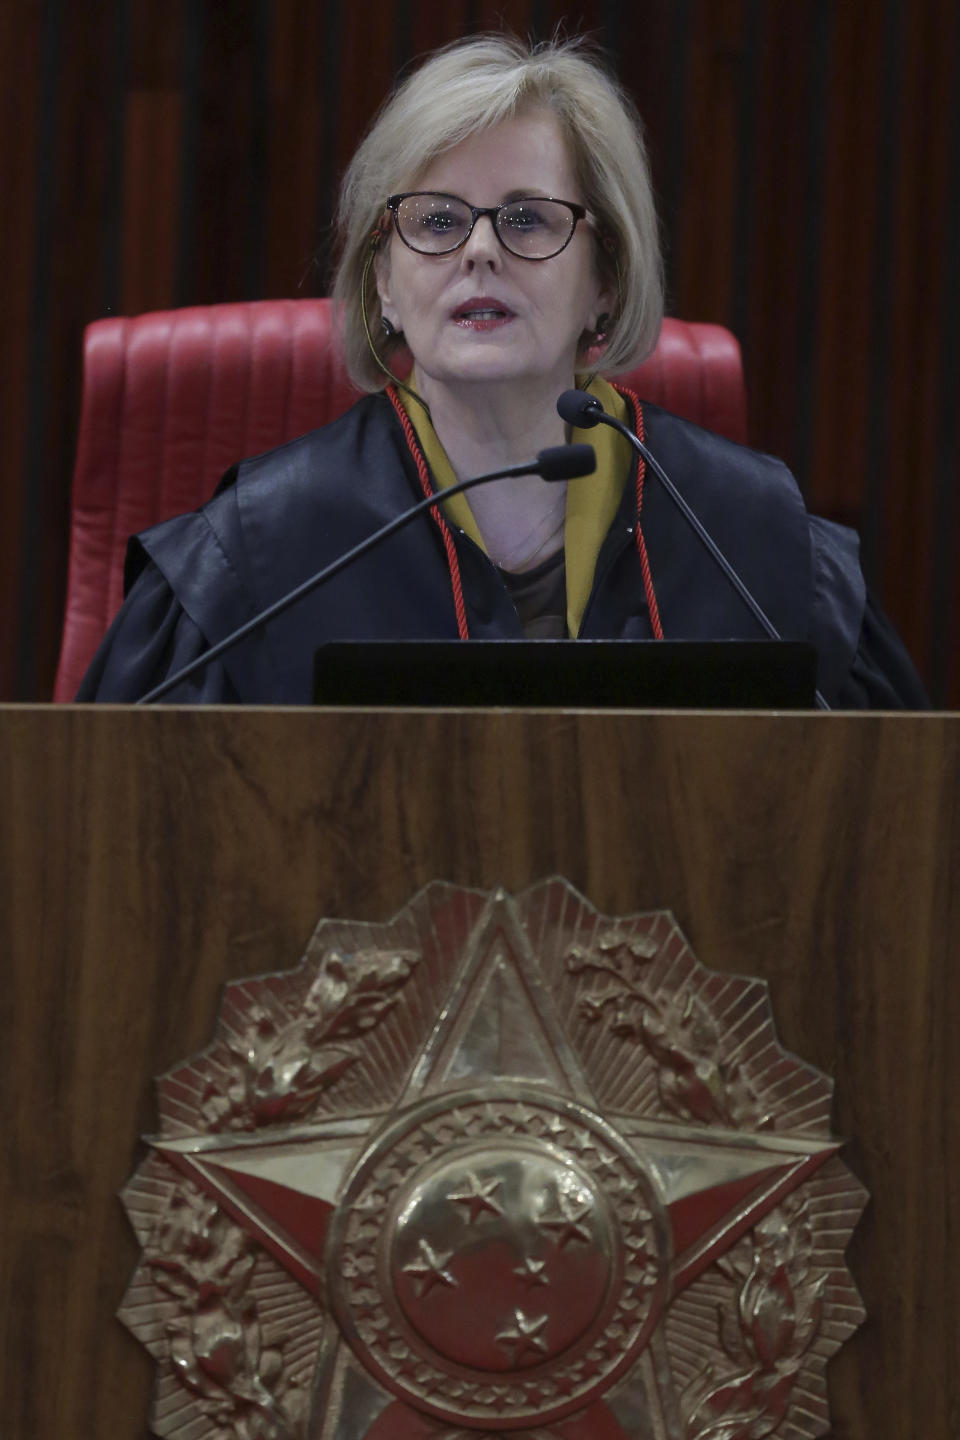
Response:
[137,443,596,704]
[557,390,606,429]
[537,442,596,480]
[558,388,828,709]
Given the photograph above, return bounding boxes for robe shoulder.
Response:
[76,394,434,703]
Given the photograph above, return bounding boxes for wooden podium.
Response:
[2,706,957,1438]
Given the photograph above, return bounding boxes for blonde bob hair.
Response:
[332,32,663,391]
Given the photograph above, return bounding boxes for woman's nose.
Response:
[461,214,502,267]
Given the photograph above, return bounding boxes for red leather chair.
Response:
[54,300,747,700]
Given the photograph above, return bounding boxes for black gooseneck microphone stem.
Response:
[631,430,781,639]
[629,423,829,711]
[137,449,592,704]
[563,393,829,710]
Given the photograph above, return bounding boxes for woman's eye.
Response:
[503,207,545,231]
[420,211,457,232]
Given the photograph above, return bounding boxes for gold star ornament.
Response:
[119,880,866,1439]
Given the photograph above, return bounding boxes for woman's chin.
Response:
[426,346,567,392]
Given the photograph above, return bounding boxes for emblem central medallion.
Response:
[119,880,866,1440]
[330,1089,667,1426]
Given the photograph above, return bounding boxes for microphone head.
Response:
[557,388,604,428]
[537,443,596,481]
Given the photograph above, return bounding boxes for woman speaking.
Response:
[78,33,925,707]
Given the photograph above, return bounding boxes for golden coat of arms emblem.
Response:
[119,881,865,1439]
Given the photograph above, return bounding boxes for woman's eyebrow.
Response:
[500,188,549,202]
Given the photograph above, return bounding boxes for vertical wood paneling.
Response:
[16,1,119,697]
[14,0,63,699]
[333,3,398,184]
[264,1,324,297]
[737,5,821,484]
[809,7,888,521]
[407,1,469,58]
[1,0,958,703]
[877,0,959,680]
[621,0,692,313]
[97,0,130,317]
[186,2,262,303]
[786,1,830,500]
[120,93,183,313]
[0,3,43,697]
[931,22,960,704]
[669,0,749,327]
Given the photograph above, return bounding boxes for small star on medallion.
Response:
[390,1151,419,1180]
[495,1308,549,1364]
[550,1364,580,1397]
[538,1192,593,1249]
[479,1101,504,1130]
[513,1255,549,1287]
[625,1255,658,1289]
[448,1171,503,1223]
[565,1126,596,1155]
[402,1238,458,1297]
[511,1103,537,1130]
[413,1124,444,1157]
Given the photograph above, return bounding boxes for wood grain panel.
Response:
[669,0,748,328]
[2,1,123,699]
[182,1,264,305]
[738,4,820,477]
[876,0,959,678]
[120,92,183,314]
[406,0,469,60]
[0,3,43,702]
[333,2,400,187]
[129,0,186,85]
[1,707,957,1437]
[264,0,325,299]
[808,5,887,523]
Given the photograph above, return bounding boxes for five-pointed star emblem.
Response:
[401,1238,458,1298]
[514,1255,549,1287]
[536,1192,595,1249]
[133,883,857,1440]
[447,1170,503,1223]
[496,1308,550,1364]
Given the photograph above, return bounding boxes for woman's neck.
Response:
[415,370,572,475]
[414,372,573,573]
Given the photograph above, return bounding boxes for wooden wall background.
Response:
[2,0,958,704]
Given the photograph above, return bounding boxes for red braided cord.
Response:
[386,385,470,640]
[612,384,664,640]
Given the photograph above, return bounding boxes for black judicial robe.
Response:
[76,392,928,708]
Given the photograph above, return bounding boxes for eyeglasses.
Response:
[386,192,589,261]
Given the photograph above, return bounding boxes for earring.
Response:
[594,312,610,340]
[381,316,399,339]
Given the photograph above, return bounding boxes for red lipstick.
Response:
[451,296,516,330]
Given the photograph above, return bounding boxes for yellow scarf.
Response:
[394,375,634,637]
